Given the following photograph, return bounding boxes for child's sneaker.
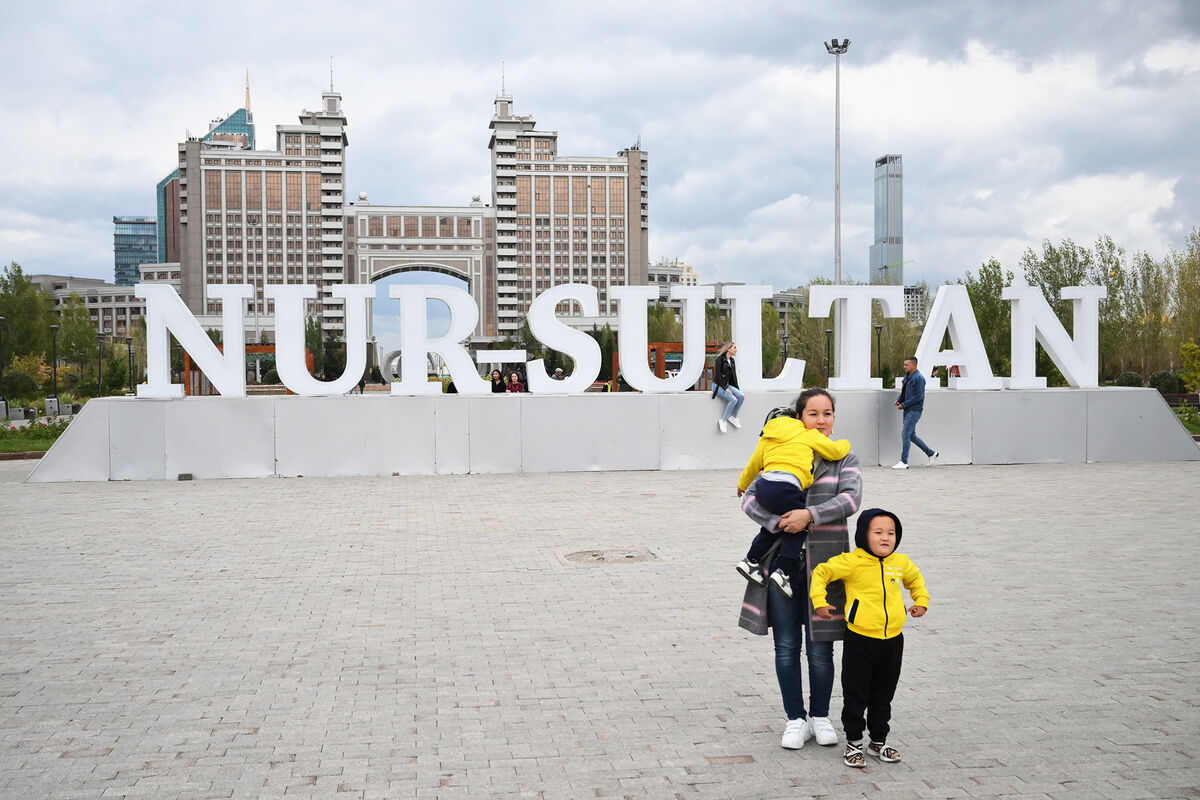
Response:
[736,558,765,585]
[867,740,901,762]
[843,740,865,768]
[769,568,794,598]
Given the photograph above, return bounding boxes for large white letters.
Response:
[526,284,602,393]
[613,284,714,393]
[266,284,375,395]
[1003,285,1106,388]
[136,281,1110,398]
[914,285,1003,390]
[136,283,251,398]
[388,284,488,395]
[808,284,905,389]
[725,285,806,392]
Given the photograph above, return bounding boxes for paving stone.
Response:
[1,460,1198,798]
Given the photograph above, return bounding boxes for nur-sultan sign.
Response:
[135,281,1106,397]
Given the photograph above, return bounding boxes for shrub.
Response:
[2,371,38,398]
[1148,371,1186,395]
[1115,371,1143,387]
[262,368,280,384]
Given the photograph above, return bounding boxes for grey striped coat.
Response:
[738,451,863,641]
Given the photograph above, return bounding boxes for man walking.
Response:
[892,356,939,470]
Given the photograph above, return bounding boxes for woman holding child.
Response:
[740,388,862,751]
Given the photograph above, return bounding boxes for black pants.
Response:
[745,478,807,575]
[840,630,904,743]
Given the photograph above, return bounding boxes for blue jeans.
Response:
[716,385,745,422]
[768,582,835,720]
[900,409,933,464]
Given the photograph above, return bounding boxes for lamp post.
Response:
[50,324,60,415]
[824,37,850,287]
[97,333,104,395]
[874,323,883,377]
[126,337,134,395]
[0,316,6,420]
[824,327,833,384]
[781,308,789,362]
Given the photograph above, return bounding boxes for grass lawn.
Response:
[0,437,56,453]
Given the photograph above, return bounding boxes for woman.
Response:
[490,369,506,393]
[505,371,525,393]
[711,342,745,433]
[740,387,862,751]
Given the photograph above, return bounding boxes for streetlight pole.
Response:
[874,323,883,378]
[0,316,6,420]
[824,38,850,286]
[824,328,833,384]
[97,334,104,396]
[126,337,135,395]
[50,324,60,414]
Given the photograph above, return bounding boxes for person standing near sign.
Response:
[891,357,939,470]
[712,342,744,433]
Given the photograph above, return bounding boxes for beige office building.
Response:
[173,90,349,336]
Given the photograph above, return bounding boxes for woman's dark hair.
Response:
[795,387,835,415]
[491,369,502,380]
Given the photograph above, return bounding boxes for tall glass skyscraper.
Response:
[113,216,158,285]
[869,154,903,285]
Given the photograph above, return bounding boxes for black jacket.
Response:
[712,354,739,397]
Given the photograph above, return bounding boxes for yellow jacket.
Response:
[737,418,851,492]
[810,548,930,640]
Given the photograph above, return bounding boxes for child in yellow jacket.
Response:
[811,508,929,768]
[735,406,851,598]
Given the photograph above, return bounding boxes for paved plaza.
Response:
[1,459,1198,799]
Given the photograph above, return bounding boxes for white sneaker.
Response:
[728,416,742,429]
[928,450,940,464]
[781,717,811,750]
[890,461,909,470]
[809,716,838,746]
[718,419,728,433]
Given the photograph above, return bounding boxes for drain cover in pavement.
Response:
[562,547,657,564]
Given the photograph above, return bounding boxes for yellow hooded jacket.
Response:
[737,417,851,492]
[810,547,930,640]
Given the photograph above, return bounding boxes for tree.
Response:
[960,258,1013,376]
[588,324,617,382]
[304,316,324,376]
[705,303,730,344]
[761,302,780,375]
[0,261,54,360]
[57,293,98,377]
[786,281,834,387]
[1169,227,1200,349]
[647,303,682,343]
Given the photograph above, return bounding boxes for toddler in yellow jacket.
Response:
[811,508,929,768]
[735,407,851,598]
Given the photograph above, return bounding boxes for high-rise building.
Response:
[170,89,348,335]
[113,216,157,286]
[487,95,648,336]
[869,154,903,285]
[156,77,257,273]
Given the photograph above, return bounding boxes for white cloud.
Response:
[0,1,1196,299]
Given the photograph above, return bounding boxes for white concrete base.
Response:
[26,388,1197,482]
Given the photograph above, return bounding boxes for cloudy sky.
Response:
[3,0,1198,298]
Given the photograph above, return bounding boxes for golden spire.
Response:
[245,69,251,113]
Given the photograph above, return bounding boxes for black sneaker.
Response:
[736,558,765,585]
[769,568,794,599]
